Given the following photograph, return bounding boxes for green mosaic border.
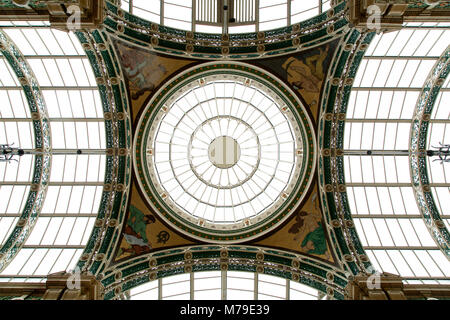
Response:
[317,29,375,275]
[0,30,51,272]
[101,245,348,300]
[74,30,133,276]
[409,45,450,259]
[134,62,316,242]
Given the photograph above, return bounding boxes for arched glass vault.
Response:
[0,21,106,283]
[344,22,450,284]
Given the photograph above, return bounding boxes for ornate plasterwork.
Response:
[74,30,133,276]
[317,29,375,275]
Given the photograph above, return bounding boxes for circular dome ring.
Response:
[165,111,285,210]
[134,62,316,243]
[187,115,261,190]
[162,88,288,211]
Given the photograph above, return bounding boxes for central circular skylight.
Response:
[134,62,316,242]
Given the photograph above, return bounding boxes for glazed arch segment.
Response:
[134,62,316,243]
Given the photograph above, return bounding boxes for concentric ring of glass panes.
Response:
[162,83,290,212]
[134,62,316,242]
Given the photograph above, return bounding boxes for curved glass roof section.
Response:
[0,21,105,283]
[119,0,331,33]
[127,271,327,300]
[345,22,450,285]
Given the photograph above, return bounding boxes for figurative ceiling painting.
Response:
[252,181,335,264]
[113,40,198,121]
[255,40,338,118]
[115,183,195,262]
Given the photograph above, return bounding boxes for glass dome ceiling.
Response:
[0,2,448,301]
[134,63,316,242]
[0,21,105,283]
[119,0,332,33]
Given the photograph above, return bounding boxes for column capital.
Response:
[346,272,450,300]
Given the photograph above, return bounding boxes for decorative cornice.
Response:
[345,272,450,300]
[318,28,375,275]
[133,62,316,243]
[0,271,105,300]
[347,0,450,32]
[0,0,104,31]
[74,30,132,276]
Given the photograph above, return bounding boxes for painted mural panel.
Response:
[114,183,195,262]
[255,40,338,122]
[113,39,198,122]
[252,182,335,264]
